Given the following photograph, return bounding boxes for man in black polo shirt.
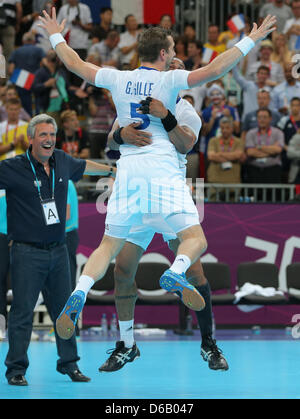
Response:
[0,113,115,386]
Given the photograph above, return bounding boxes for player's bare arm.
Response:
[107,120,152,150]
[187,15,277,87]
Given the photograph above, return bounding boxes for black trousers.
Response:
[0,233,10,319]
[5,242,80,380]
[66,229,79,292]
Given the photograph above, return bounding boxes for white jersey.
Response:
[95,66,190,159]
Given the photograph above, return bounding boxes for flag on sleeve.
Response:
[202,48,218,64]
[10,69,35,90]
[295,36,300,50]
[227,14,245,34]
[110,0,175,25]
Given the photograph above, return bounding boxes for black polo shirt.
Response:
[0,148,86,244]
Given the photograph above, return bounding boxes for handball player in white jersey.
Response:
[39,8,276,341]
[98,58,228,372]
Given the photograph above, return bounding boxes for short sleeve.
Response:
[163,69,190,91]
[175,99,201,139]
[94,68,119,89]
[245,130,256,149]
[63,152,86,182]
[207,137,218,153]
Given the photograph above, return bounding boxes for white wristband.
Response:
[235,36,255,56]
[49,33,66,50]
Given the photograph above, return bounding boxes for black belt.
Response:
[14,241,62,250]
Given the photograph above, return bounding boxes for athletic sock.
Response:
[73,275,95,301]
[170,254,191,275]
[119,319,134,348]
[195,282,213,340]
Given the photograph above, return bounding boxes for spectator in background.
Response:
[183,24,196,42]
[159,14,173,31]
[0,188,9,339]
[246,40,284,87]
[88,86,116,159]
[204,24,227,55]
[119,15,139,70]
[283,0,300,52]
[174,36,188,62]
[207,117,243,200]
[56,110,90,159]
[233,65,272,121]
[202,84,240,154]
[65,180,79,334]
[91,6,113,44]
[278,96,300,180]
[8,31,45,116]
[57,0,92,86]
[271,62,300,115]
[184,40,203,70]
[30,1,55,53]
[287,127,300,184]
[271,33,293,68]
[242,89,281,143]
[88,30,120,68]
[259,0,293,33]
[0,85,31,122]
[245,108,284,185]
[0,97,28,161]
[33,50,69,118]
[0,0,22,63]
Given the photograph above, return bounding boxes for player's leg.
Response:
[56,232,127,340]
[99,241,144,373]
[168,238,229,371]
[160,222,207,311]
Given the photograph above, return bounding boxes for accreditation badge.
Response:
[41,199,60,226]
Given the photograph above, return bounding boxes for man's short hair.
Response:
[124,14,134,24]
[256,107,272,117]
[100,7,112,14]
[257,65,271,75]
[187,39,203,50]
[27,114,58,139]
[137,27,172,63]
[5,97,21,107]
[291,97,300,105]
[220,116,234,126]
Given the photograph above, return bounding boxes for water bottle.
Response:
[100,313,108,337]
[110,313,118,337]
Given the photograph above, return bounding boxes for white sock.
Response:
[170,254,191,275]
[119,319,134,348]
[73,275,95,300]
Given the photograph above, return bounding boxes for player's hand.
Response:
[249,15,277,44]
[138,97,168,119]
[38,6,66,36]
[121,122,152,147]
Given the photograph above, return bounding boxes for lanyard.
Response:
[257,128,272,146]
[290,116,300,132]
[26,150,55,201]
[219,137,234,152]
[5,121,19,145]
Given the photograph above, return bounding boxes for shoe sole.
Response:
[160,276,205,311]
[56,294,83,340]
[99,350,140,373]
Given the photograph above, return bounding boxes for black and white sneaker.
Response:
[99,341,140,372]
[201,337,229,371]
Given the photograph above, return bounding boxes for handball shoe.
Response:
[201,336,229,371]
[56,291,85,340]
[159,269,205,311]
[99,341,140,372]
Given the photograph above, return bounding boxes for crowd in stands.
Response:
[0,0,300,200]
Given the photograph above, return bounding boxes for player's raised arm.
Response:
[38,7,100,85]
[187,15,277,88]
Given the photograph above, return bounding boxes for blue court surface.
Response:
[0,329,299,399]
